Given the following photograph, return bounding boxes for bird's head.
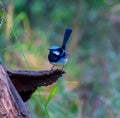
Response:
[49,46,60,50]
[49,46,64,56]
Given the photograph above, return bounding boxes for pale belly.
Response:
[50,57,68,66]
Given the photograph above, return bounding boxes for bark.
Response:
[0,64,31,118]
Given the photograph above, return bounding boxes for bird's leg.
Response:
[61,65,64,72]
[51,65,55,70]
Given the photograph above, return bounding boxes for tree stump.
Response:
[0,64,64,117]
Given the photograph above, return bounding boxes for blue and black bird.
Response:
[48,28,72,70]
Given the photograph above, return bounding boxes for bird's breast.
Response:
[50,57,68,66]
[48,52,60,62]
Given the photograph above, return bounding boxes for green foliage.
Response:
[28,94,49,118]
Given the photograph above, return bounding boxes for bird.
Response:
[48,28,72,70]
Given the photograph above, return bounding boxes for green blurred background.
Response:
[1,0,120,118]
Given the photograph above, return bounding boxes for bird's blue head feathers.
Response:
[49,46,64,56]
[49,46,60,50]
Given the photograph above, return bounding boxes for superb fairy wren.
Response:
[48,28,72,70]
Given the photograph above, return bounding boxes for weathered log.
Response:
[7,69,64,101]
[0,64,31,118]
[0,63,64,117]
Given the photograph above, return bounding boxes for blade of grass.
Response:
[33,95,49,118]
[45,86,58,107]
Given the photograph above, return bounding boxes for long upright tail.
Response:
[62,28,72,50]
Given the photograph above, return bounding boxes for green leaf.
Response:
[45,86,58,107]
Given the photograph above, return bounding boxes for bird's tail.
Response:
[62,28,72,50]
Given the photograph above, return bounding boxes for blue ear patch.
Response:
[52,50,60,55]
